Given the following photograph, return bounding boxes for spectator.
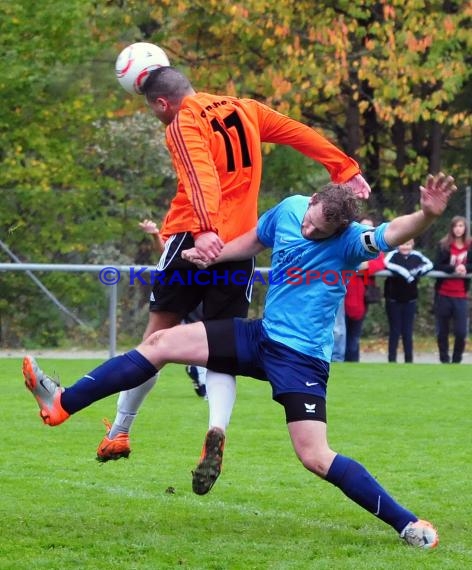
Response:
[139,218,165,252]
[433,216,472,363]
[344,217,385,361]
[383,239,433,362]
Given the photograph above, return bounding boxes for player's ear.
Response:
[309,193,319,206]
[155,97,169,110]
[146,96,168,111]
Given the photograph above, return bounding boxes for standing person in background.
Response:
[344,217,385,361]
[433,216,472,363]
[383,239,433,363]
[98,65,372,467]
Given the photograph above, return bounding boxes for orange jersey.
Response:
[160,93,361,242]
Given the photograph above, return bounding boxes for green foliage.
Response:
[0,1,119,190]
[83,111,175,223]
[145,0,471,208]
[260,145,330,204]
[0,0,471,346]
[0,270,104,347]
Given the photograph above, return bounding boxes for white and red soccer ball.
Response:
[115,42,170,95]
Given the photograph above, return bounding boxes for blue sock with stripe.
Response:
[325,454,417,533]
[61,350,158,414]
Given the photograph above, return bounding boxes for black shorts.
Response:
[149,232,255,320]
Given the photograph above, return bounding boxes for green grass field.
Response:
[1,358,471,569]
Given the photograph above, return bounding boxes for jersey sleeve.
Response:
[343,222,392,265]
[256,203,281,248]
[254,101,361,183]
[166,110,221,236]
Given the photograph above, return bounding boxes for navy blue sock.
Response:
[60,350,158,415]
[325,454,417,533]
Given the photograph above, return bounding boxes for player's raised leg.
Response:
[192,424,226,495]
[190,319,251,495]
[22,322,210,425]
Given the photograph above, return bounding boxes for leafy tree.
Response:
[137,0,471,215]
[1,0,471,346]
[0,1,175,345]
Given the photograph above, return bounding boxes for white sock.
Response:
[109,374,158,438]
[196,366,207,385]
[205,370,236,432]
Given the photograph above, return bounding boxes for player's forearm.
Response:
[215,229,265,263]
[260,109,360,182]
[384,211,437,248]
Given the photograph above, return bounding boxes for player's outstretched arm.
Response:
[384,173,457,247]
[183,228,265,267]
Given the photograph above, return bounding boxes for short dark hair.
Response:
[312,183,360,230]
[142,66,193,104]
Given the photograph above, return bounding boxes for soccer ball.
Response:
[115,42,170,95]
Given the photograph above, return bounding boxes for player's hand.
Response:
[194,231,224,262]
[347,174,371,200]
[139,219,159,235]
[182,248,210,269]
[420,172,457,218]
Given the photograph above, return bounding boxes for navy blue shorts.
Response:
[204,318,329,402]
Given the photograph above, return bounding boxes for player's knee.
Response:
[298,455,325,477]
[297,449,334,478]
[142,329,173,356]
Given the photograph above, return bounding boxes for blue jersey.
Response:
[257,195,390,361]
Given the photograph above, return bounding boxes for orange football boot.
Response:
[22,356,69,426]
[96,419,131,463]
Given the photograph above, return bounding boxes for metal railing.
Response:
[0,263,464,357]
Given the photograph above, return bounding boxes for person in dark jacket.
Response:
[433,216,472,363]
[384,239,433,362]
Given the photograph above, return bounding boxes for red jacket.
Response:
[345,253,385,320]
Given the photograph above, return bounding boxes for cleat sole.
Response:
[192,428,225,495]
[96,450,131,463]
